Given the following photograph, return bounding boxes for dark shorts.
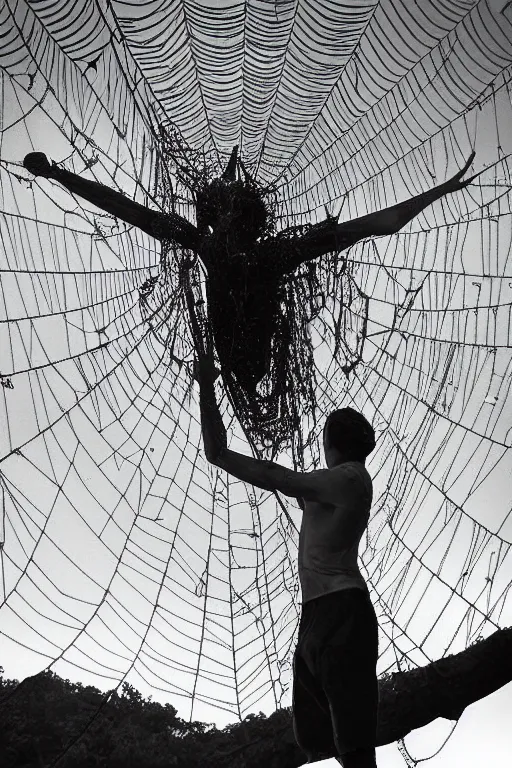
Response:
[292,587,379,760]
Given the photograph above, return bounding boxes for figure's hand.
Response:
[23,152,54,178]
[443,151,481,193]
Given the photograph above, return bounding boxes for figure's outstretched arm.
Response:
[23,152,199,250]
[283,152,480,271]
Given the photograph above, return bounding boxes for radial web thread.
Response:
[0,0,512,764]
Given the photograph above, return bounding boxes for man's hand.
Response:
[23,152,54,179]
[193,354,220,388]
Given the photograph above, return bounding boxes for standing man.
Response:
[190,296,378,767]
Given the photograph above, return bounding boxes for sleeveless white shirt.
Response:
[298,461,372,604]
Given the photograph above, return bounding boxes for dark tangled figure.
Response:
[23,147,479,396]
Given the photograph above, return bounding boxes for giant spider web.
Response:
[1,0,512,765]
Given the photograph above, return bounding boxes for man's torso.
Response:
[298,461,372,604]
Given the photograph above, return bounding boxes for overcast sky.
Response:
[1,1,512,767]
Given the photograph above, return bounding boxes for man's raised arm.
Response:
[280,152,480,271]
[185,283,330,503]
[23,152,199,250]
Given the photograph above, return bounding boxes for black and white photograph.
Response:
[1,1,511,766]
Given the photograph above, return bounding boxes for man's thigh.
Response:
[318,591,379,755]
[292,648,337,761]
[300,589,379,756]
[322,657,379,756]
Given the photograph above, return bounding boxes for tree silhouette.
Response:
[2,627,511,767]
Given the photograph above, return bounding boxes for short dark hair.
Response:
[324,407,375,460]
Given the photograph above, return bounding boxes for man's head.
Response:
[323,407,375,468]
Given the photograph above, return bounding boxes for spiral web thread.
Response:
[0,0,512,764]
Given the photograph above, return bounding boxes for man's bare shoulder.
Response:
[322,461,371,485]
[325,462,371,498]
[298,462,372,509]
[338,460,372,483]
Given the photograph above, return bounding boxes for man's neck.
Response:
[332,455,365,467]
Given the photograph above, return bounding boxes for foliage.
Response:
[3,627,512,766]
[0,667,304,768]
